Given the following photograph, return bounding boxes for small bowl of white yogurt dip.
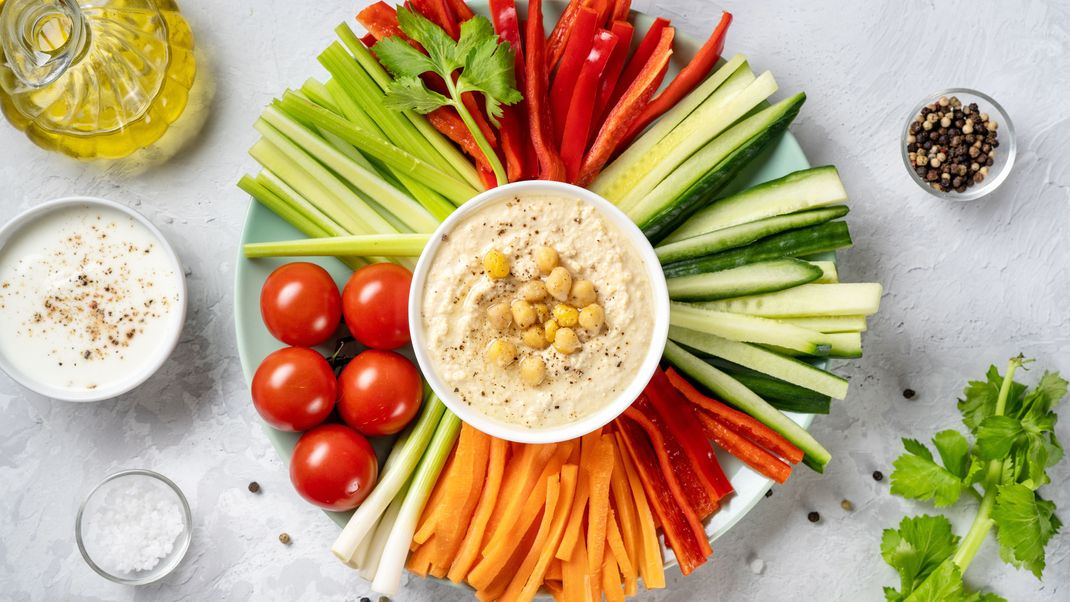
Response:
[0,196,186,401]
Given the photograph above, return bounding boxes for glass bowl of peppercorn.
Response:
[902,89,1015,201]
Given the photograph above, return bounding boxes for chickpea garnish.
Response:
[483,249,510,279]
[570,279,597,308]
[544,319,560,343]
[486,339,517,367]
[511,299,537,328]
[545,266,572,301]
[552,327,580,355]
[579,303,605,330]
[487,302,512,330]
[522,326,549,349]
[552,303,579,328]
[520,356,547,386]
[535,246,559,274]
[518,280,548,302]
[533,303,550,323]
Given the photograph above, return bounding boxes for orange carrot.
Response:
[406,533,438,576]
[513,465,579,601]
[546,558,563,581]
[448,438,509,583]
[555,431,601,560]
[562,527,592,602]
[602,545,625,602]
[475,515,542,601]
[485,443,558,543]
[545,580,565,601]
[614,431,665,589]
[483,442,573,556]
[429,426,492,576]
[585,436,616,584]
[608,438,640,570]
[607,510,637,595]
[498,474,561,602]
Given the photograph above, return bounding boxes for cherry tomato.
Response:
[338,350,422,436]
[289,424,378,511]
[342,263,412,350]
[251,347,337,432]
[260,262,342,347]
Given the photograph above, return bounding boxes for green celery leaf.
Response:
[396,7,461,73]
[992,483,1062,578]
[455,16,496,67]
[965,594,1008,602]
[456,29,521,127]
[891,441,963,507]
[1014,371,1068,419]
[903,559,967,602]
[975,416,1024,460]
[933,430,971,478]
[958,365,1026,432]
[374,36,438,79]
[385,77,451,114]
[881,515,959,595]
[884,587,906,602]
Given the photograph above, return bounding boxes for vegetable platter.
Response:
[234,0,884,598]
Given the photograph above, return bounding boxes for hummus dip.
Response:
[421,193,655,429]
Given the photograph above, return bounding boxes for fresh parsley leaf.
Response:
[891,439,964,507]
[975,415,1023,460]
[933,430,971,478]
[958,365,1026,432]
[992,483,1063,578]
[881,515,959,595]
[382,76,451,114]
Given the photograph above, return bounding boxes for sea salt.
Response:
[84,480,185,574]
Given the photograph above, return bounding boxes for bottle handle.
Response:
[0,0,88,90]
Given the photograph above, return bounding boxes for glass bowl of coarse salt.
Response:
[75,470,192,584]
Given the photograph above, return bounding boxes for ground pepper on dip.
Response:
[420,194,655,429]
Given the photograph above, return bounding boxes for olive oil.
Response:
[0,0,197,159]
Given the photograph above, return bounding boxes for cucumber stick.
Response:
[613,70,776,211]
[655,205,848,264]
[662,221,852,278]
[809,261,838,283]
[765,331,863,358]
[633,93,807,242]
[728,372,832,414]
[779,315,866,333]
[593,54,750,204]
[668,326,849,399]
[666,259,822,301]
[663,341,832,471]
[669,302,836,355]
[697,283,883,317]
[664,165,848,243]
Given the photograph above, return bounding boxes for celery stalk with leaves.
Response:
[373,8,522,187]
[881,355,1065,601]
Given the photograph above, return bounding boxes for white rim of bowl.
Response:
[0,196,187,402]
[408,181,670,444]
[901,88,1016,202]
[74,469,193,585]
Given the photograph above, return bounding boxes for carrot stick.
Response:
[429,426,492,576]
[545,579,565,601]
[412,443,458,545]
[484,443,557,546]
[606,510,637,595]
[407,532,437,576]
[482,442,572,556]
[608,438,639,571]
[602,545,625,602]
[508,465,579,601]
[586,436,616,582]
[546,558,563,582]
[562,527,591,602]
[448,438,509,583]
[615,430,665,588]
[497,474,561,602]
[699,411,793,483]
[666,367,804,464]
[475,514,542,601]
[556,430,601,560]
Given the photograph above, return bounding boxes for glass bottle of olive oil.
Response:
[0,0,196,159]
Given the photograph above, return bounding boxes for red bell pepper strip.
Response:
[697,411,793,484]
[490,0,532,181]
[576,27,673,186]
[360,33,377,47]
[620,11,733,148]
[358,2,422,50]
[666,367,804,465]
[602,17,671,117]
[560,29,616,181]
[525,0,566,181]
[585,0,612,27]
[644,369,734,500]
[616,417,711,576]
[545,0,583,71]
[410,0,460,39]
[623,403,717,519]
[427,108,497,189]
[446,0,474,21]
[549,7,599,146]
[592,20,634,143]
[611,0,631,21]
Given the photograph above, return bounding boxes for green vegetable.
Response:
[374,8,522,186]
[243,234,430,259]
[882,356,1066,601]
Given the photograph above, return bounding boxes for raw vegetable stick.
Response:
[602,545,625,602]
[412,424,486,544]
[480,443,557,553]
[475,516,542,602]
[481,441,573,555]
[614,431,664,588]
[549,6,599,146]
[446,0,474,20]
[592,20,634,136]
[545,0,583,70]
[499,472,568,602]
[600,17,671,122]
[562,527,592,602]
[624,405,717,518]
[611,0,631,21]
[448,437,508,583]
[606,510,638,596]
[585,436,616,587]
[556,429,602,560]
[512,465,579,601]
[607,436,640,572]
[525,0,566,180]
[427,428,492,576]
[489,0,533,181]
[560,29,617,182]
[698,411,792,483]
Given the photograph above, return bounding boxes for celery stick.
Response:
[336,24,483,191]
[371,410,461,595]
[243,234,430,258]
[300,78,340,114]
[256,172,348,237]
[332,396,447,563]
[261,106,439,233]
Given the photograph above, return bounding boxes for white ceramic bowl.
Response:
[0,196,187,402]
[409,181,669,443]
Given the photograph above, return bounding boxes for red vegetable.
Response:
[490,0,533,181]
[290,424,378,511]
[577,26,673,186]
[620,11,733,148]
[644,369,734,500]
[549,6,599,146]
[560,29,617,181]
[665,367,804,465]
[338,349,423,436]
[259,262,341,348]
[446,0,474,21]
[611,0,631,21]
[592,20,634,138]
[251,347,337,432]
[545,0,583,71]
[410,0,460,39]
[358,1,421,50]
[616,416,711,575]
[601,17,670,118]
[426,108,499,189]
[525,0,566,181]
[342,263,412,350]
[698,411,793,484]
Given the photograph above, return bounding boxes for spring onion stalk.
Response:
[336,23,483,191]
[261,106,439,233]
[332,395,447,562]
[279,92,472,211]
[371,410,462,595]
[244,234,430,258]
[359,477,411,580]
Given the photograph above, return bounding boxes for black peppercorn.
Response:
[248,481,261,493]
[765,489,773,498]
[873,470,884,481]
[807,511,820,523]
[903,388,916,399]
